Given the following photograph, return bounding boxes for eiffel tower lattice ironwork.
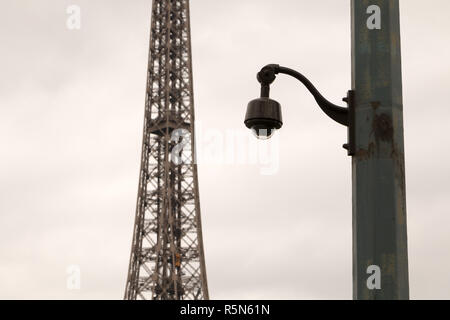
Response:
[124,0,209,300]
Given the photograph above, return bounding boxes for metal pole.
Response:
[351,0,409,299]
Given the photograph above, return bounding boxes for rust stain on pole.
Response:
[373,113,393,142]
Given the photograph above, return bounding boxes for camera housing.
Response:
[244,97,283,139]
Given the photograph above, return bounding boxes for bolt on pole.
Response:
[351,0,409,299]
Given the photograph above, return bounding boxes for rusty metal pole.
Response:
[351,0,409,299]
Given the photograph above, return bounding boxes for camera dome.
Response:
[244,97,283,140]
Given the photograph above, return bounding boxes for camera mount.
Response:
[245,64,355,155]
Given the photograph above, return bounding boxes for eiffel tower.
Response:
[124,0,209,300]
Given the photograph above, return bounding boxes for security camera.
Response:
[244,97,283,140]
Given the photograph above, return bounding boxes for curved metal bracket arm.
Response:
[257,64,355,155]
[258,64,348,126]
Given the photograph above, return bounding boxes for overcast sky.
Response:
[1,0,450,299]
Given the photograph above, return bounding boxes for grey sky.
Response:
[0,0,449,299]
